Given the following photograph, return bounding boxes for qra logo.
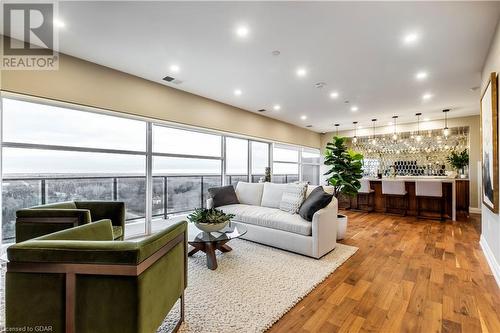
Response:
[2,2,59,70]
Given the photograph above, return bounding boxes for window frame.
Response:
[0,92,321,243]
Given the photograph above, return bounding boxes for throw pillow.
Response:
[299,186,333,221]
[261,182,288,208]
[207,185,240,208]
[279,183,307,213]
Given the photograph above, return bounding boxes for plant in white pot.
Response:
[188,208,235,233]
[324,136,364,240]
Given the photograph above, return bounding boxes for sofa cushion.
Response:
[261,183,288,209]
[218,204,312,236]
[235,182,264,206]
[208,185,240,207]
[279,183,307,213]
[299,187,334,221]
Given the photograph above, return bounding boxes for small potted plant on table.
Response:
[323,136,363,239]
[188,208,235,233]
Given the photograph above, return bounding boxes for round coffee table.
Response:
[188,222,247,270]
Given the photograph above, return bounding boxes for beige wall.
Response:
[480,19,500,282]
[320,115,481,208]
[0,51,321,148]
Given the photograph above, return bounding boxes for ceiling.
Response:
[6,1,500,132]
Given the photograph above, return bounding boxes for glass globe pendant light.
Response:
[392,115,398,140]
[415,113,422,142]
[371,119,377,145]
[442,109,450,137]
[352,121,358,143]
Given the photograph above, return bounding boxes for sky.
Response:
[1,98,318,176]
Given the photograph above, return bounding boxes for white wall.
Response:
[480,19,500,286]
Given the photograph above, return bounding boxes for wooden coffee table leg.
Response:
[188,242,203,256]
[218,243,233,252]
[205,242,218,270]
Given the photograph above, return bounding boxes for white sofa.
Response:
[209,182,338,259]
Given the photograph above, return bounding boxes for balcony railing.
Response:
[1,173,299,242]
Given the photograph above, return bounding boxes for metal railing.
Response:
[2,173,299,226]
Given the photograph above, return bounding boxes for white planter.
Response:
[194,221,229,233]
[337,214,348,240]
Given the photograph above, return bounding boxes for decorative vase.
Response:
[194,221,229,233]
[337,214,348,240]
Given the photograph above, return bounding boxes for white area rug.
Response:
[159,239,358,333]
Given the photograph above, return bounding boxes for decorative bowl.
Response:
[194,221,229,233]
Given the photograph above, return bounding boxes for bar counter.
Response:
[342,176,470,221]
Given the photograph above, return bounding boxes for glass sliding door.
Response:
[301,148,321,185]
[250,141,269,182]
[225,137,248,186]
[151,124,222,231]
[1,98,148,241]
[272,144,299,183]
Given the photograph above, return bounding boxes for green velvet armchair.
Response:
[15,200,126,242]
[6,219,187,333]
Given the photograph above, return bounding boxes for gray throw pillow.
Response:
[208,185,240,208]
[299,186,333,221]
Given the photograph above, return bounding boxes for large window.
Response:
[251,141,269,182]
[301,148,321,185]
[152,124,222,223]
[225,137,248,186]
[272,144,300,183]
[0,96,319,243]
[1,99,147,241]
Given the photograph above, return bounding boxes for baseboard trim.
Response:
[480,235,500,288]
[469,207,481,214]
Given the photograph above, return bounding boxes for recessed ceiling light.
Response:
[415,71,428,80]
[234,89,242,96]
[273,104,281,111]
[301,115,307,120]
[350,106,359,112]
[422,93,433,100]
[296,68,307,77]
[236,25,249,38]
[169,64,180,73]
[403,32,419,45]
[330,91,339,99]
[358,125,363,129]
[53,19,65,28]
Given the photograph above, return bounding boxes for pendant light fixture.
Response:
[371,119,377,145]
[334,123,340,136]
[443,109,450,137]
[392,115,398,140]
[352,121,358,143]
[415,113,422,142]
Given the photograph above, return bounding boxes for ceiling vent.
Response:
[306,125,313,128]
[162,76,183,84]
[315,82,327,89]
[258,109,266,112]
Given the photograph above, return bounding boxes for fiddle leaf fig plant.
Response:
[324,136,364,198]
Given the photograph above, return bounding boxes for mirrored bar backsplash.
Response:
[346,126,469,177]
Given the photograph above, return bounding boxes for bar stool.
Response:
[382,180,408,216]
[354,179,375,212]
[415,181,445,221]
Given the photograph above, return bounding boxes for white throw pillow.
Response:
[306,185,334,198]
[279,183,307,213]
[261,182,288,208]
[235,182,264,206]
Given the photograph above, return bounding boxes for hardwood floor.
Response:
[268,211,500,333]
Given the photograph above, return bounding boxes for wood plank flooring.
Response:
[268,211,500,333]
